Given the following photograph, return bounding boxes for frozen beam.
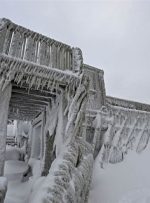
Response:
[9,105,44,113]
[11,93,50,104]
[10,98,48,107]
[9,102,45,108]
[9,109,41,116]
[12,87,56,99]
[12,84,57,98]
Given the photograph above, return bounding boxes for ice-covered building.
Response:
[0,18,150,203]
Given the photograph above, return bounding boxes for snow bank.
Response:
[4,179,33,203]
[89,143,150,203]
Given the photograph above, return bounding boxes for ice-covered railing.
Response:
[29,138,93,203]
[81,103,150,166]
[98,104,150,166]
[29,73,93,203]
[106,96,150,112]
[0,18,82,73]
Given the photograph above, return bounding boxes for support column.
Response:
[0,83,12,176]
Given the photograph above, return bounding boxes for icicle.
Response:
[136,129,150,153]
[64,89,72,117]
[37,77,42,90]
[41,78,47,90]
[17,72,24,84]
[25,75,31,85]
[109,146,123,164]
[64,75,89,143]
[112,116,128,148]
[98,117,115,167]
[125,117,140,151]
[29,75,36,88]
[51,80,56,92]
[47,79,52,89]
[49,71,55,79]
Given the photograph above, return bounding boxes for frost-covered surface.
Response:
[0,54,79,93]
[89,143,150,203]
[29,138,93,203]
[4,160,28,181]
[1,18,150,203]
[29,74,94,203]
[4,179,32,203]
[98,104,150,167]
[4,140,150,203]
[4,152,40,203]
[0,18,84,95]
[107,95,150,112]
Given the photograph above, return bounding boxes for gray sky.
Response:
[0,0,150,103]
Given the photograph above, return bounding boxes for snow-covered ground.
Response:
[4,146,42,203]
[4,160,28,181]
[89,144,150,203]
[3,146,31,203]
[3,143,150,203]
[4,179,32,203]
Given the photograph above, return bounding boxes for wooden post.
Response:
[0,83,12,176]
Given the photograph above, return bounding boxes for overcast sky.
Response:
[0,0,150,103]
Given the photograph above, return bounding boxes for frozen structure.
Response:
[0,18,150,203]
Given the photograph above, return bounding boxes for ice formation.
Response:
[0,18,150,203]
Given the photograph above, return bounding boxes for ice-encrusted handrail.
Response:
[98,104,150,166]
[106,95,150,112]
[30,139,93,203]
[0,18,83,73]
